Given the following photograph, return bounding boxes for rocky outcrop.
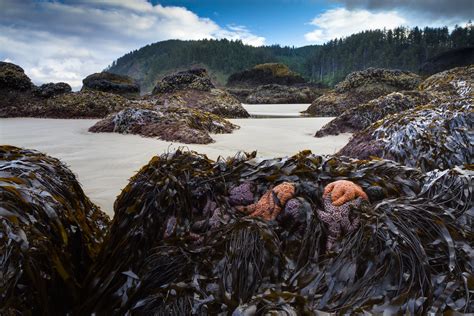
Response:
[420,47,474,76]
[338,66,473,172]
[152,68,214,94]
[0,145,109,315]
[79,149,472,314]
[33,82,72,98]
[305,68,421,116]
[228,83,324,104]
[315,91,432,137]
[227,63,305,87]
[0,62,129,118]
[89,106,238,144]
[151,69,249,118]
[0,62,33,91]
[82,72,140,97]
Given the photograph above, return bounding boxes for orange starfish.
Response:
[237,182,296,220]
[323,180,368,206]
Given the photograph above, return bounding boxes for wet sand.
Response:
[0,105,350,216]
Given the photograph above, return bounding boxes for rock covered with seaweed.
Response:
[82,72,140,98]
[227,63,306,87]
[79,149,473,315]
[151,68,249,118]
[229,83,324,104]
[304,68,421,116]
[339,66,473,172]
[0,145,110,315]
[315,91,433,137]
[89,106,238,144]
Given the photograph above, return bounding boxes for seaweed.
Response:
[78,149,472,314]
[0,145,109,315]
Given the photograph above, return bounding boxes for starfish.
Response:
[323,180,368,206]
[318,195,363,250]
[237,182,296,221]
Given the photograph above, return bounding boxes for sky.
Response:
[0,0,472,89]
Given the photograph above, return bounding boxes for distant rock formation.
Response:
[89,106,238,144]
[152,68,214,94]
[304,68,421,116]
[338,66,473,172]
[151,68,249,118]
[228,83,324,104]
[420,47,474,76]
[33,82,72,98]
[0,145,109,315]
[0,62,127,118]
[82,72,140,97]
[227,63,306,87]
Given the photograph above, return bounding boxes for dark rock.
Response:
[242,84,323,104]
[89,106,238,144]
[305,68,421,116]
[227,63,306,87]
[152,68,214,94]
[82,72,140,97]
[314,91,432,137]
[0,145,109,315]
[0,62,33,91]
[338,66,473,172]
[420,47,474,76]
[33,82,72,98]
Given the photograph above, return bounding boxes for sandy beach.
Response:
[0,104,351,216]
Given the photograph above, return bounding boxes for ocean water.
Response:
[0,104,351,216]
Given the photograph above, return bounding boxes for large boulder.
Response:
[89,106,238,144]
[305,68,421,116]
[420,47,474,76]
[338,66,473,172]
[227,63,306,87]
[82,72,140,97]
[44,90,130,118]
[152,68,214,94]
[151,69,249,118]
[79,149,472,314]
[239,83,323,104]
[0,145,109,315]
[314,91,432,137]
[33,82,72,98]
[0,62,33,91]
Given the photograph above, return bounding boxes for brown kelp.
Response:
[0,145,110,315]
[80,149,472,314]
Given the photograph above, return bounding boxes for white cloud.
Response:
[304,7,468,44]
[0,0,265,90]
[304,8,407,43]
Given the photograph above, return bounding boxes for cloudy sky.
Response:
[0,0,471,89]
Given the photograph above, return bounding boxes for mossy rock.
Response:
[0,62,33,91]
[152,68,215,94]
[0,145,109,315]
[227,63,306,87]
[33,82,72,98]
[244,84,324,104]
[305,68,421,116]
[45,90,130,118]
[82,72,140,97]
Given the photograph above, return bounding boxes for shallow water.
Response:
[0,105,350,216]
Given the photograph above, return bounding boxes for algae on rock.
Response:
[0,145,110,315]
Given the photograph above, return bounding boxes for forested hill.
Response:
[107,25,473,92]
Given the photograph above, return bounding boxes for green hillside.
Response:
[107,25,473,92]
